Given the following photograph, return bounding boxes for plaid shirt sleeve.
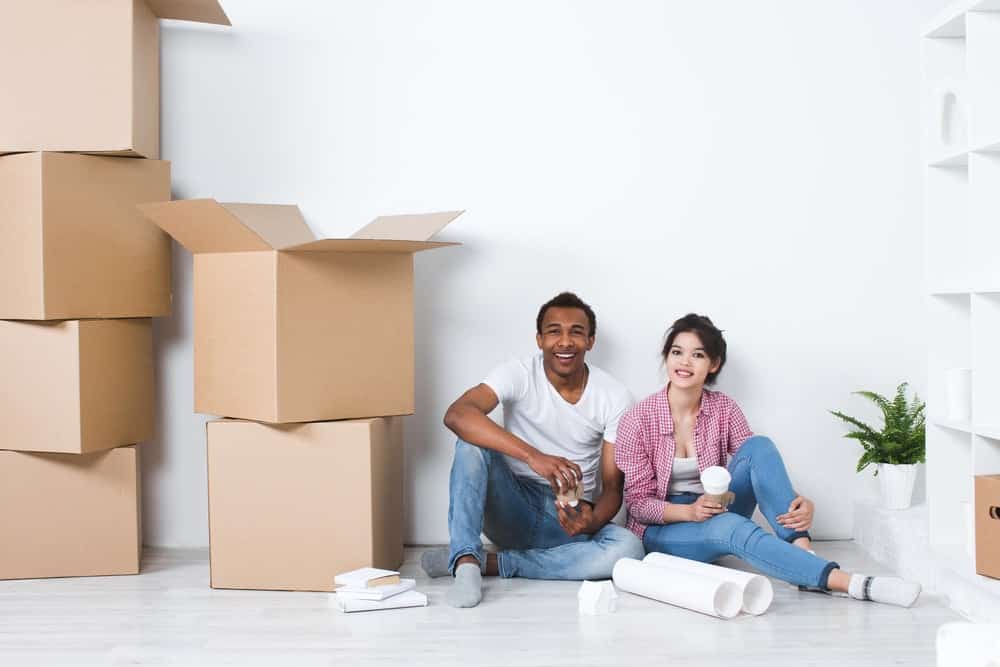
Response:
[614,411,668,525]
[725,400,754,456]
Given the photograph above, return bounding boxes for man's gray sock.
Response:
[446,563,483,608]
[420,548,451,578]
[848,574,921,607]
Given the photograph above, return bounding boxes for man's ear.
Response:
[586,335,595,351]
[536,333,543,350]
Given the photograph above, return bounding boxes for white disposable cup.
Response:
[700,466,731,495]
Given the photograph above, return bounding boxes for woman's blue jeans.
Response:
[642,436,839,589]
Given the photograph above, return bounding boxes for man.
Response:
[420,291,644,607]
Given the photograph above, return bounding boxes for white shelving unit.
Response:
[923,2,1000,552]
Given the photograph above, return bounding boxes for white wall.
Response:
[147,0,948,547]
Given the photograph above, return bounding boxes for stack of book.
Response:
[332,567,428,613]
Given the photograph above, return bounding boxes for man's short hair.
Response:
[536,292,596,337]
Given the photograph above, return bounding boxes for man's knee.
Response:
[586,527,645,578]
[453,438,490,474]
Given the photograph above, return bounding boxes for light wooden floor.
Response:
[0,542,959,666]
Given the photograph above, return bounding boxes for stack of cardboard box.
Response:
[0,0,230,580]
[137,200,462,591]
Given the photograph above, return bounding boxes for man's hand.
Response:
[556,500,595,537]
[527,451,582,494]
[687,495,725,522]
[777,495,814,531]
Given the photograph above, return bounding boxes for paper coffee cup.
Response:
[700,466,731,495]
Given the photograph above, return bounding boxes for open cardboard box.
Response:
[0,0,230,158]
[207,417,403,592]
[0,152,172,319]
[139,199,462,423]
[0,319,154,454]
[0,446,141,580]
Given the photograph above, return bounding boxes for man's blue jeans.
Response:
[447,439,645,579]
[642,436,839,589]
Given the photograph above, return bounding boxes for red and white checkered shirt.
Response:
[614,386,753,539]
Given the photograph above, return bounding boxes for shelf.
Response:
[929,148,969,167]
[925,137,1000,166]
[976,425,1000,440]
[972,294,1000,428]
[925,166,970,289]
[933,416,974,433]
[925,0,1000,38]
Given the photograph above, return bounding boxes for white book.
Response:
[333,567,400,588]
[334,590,428,613]
[335,578,416,601]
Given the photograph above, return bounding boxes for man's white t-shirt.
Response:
[482,353,634,502]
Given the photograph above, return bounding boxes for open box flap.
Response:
[350,210,464,242]
[144,0,231,26]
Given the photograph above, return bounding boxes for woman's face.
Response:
[666,331,720,390]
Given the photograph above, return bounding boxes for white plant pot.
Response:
[878,463,918,510]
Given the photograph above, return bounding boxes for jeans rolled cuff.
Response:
[819,560,840,590]
[448,547,485,576]
[496,552,514,579]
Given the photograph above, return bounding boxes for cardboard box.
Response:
[0,152,172,319]
[975,474,1000,579]
[139,199,462,423]
[0,446,141,580]
[0,319,154,454]
[0,0,229,158]
[207,417,404,592]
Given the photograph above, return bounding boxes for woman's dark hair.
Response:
[661,313,726,385]
[536,292,596,337]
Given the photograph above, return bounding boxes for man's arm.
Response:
[443,384,582,490]
[556,440,621,536]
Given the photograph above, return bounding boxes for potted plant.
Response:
[830,383,926,510]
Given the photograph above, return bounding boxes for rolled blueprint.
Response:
[643,551,773,615]
[612,558,741,619]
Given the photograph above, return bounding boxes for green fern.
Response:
[830,383,926,475]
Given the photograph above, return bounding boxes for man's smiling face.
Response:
[536,306,594,379]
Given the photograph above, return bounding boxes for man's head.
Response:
[535,292,596,379]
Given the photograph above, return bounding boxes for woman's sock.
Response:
[848,574,921,607]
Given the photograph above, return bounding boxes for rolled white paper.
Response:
[643,551,774,615]
[946,368,972,422]
[700,466,732,495]
[612,558,741,619]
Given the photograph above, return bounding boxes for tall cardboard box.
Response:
[0,319,154,454]
[207,417,404,592]
[0,152,172,319]
[0,0,229,158]
[975,474,1000,579]
[0,446,142,580]
[139,199,462,423]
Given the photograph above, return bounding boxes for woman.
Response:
[614,314,920,607]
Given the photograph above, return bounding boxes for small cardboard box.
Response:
[975,474,1000,579]
[0,446,141,580]
[0,152,172,319]
[207,417,404,592]
[139,199,462,423]
[0,319,154,454]
[0,0,229,158]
